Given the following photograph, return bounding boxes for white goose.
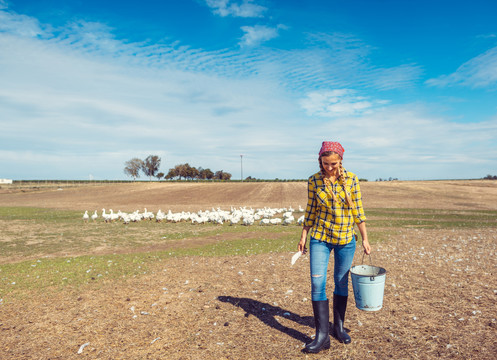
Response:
[102,208,111,223]
[109,209,119,222]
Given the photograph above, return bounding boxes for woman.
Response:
[298,141,371,353]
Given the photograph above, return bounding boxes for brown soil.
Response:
[1,179,497,212]
[0,181,496,359]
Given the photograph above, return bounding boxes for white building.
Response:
[0,179,13,184]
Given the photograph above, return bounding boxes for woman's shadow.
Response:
[217,296,314,344]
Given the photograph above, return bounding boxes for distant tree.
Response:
[168,163,200,180]
[186,164,200,180]
[214,170,232,181]
[165,167,178,180]
[164,164,230,181]
[177,164,188,179]
[124,158,144,181]
[483,174,497,180]
[156,172,164,181]
[142,155,161,180]
[199,168,214,180]
[165,164,188,180]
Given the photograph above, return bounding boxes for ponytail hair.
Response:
[339,163,354,208]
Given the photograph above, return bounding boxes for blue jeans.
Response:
[309,237,356,301]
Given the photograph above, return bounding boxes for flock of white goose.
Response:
[82,206,305,226]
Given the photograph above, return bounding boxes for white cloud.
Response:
[0,4,44,37]
[205,0,267,18]
[476,33,496,39]
[427,45,497,88]
[275,33,422,91]
[314,106,497,180]
[300,90,389,117]
[369,64,423,90]
[239,25,283,47]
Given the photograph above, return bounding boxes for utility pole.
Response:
[240,155,244,181]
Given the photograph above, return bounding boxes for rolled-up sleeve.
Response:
[350,175,366,224]
[304,176,317,227]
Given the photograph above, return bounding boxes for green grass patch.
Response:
[178,231,298,257]
[0,231,300,300]
[367,208,497,229]
[0,206,80,222]
[0,253,154,298]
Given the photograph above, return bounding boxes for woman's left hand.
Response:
[356,222,371,255]
[362,239,371,255]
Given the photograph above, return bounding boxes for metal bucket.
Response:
[350,258,386,311]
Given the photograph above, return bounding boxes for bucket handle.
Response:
[360,253,376,281]
[361,252,373,266]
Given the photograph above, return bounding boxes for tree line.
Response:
[124,155,232,181]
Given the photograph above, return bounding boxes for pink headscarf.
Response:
[318,141,345,159]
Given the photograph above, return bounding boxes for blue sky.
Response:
[1,0,496,181]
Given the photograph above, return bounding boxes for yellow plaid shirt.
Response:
[304,169,366,245]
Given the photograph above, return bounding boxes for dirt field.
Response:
[0,180,496,359]
[1,179,497,212]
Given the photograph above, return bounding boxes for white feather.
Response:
[291,251,302,266]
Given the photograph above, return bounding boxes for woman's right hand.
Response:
[298,226,310,254]
[298,236,307,254]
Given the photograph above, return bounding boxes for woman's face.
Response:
[321,154,341,177]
